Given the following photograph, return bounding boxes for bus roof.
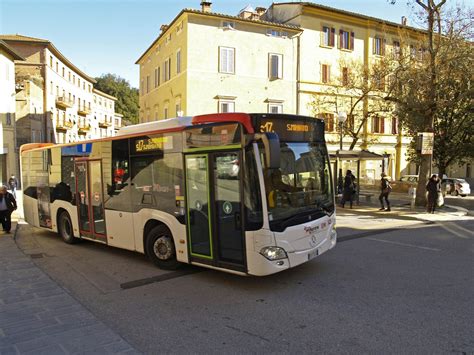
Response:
[116,116,193,136]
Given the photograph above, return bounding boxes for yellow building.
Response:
[0,34,119,145]
[136,3,301,121]
[137,2,430,181]
[0,40,24,184]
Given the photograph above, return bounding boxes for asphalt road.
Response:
[15,218,474,354]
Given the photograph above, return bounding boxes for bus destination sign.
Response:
[135,137,169,153]
[256,117,323,142]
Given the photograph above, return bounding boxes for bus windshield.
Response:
[260,142,333,231]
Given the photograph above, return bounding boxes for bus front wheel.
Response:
[146,225,180,270]
[58,211,78,244]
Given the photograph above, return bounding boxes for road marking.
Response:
[365,237,441,251]
[442,222,474,238]
[437,223,470,239]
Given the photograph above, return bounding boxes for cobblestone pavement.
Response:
[0,224,138,354]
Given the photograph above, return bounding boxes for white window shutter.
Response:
[228,48,234,73]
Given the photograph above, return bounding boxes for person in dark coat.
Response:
[379,172,391,211]
[0,185,17,233]
[340,170,356,208]
[426,174,441,213]
[8,175,18,198]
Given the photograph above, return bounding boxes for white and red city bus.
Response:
[20,113,336,276]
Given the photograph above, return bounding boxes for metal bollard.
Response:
[408,186,416,210]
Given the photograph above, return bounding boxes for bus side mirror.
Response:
[254,133,280,169]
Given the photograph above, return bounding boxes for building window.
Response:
[266,29,288,37]
[164,58,171,81]
[83,82,85,90]
[78,78,80,87]
[176,21,183,33]
[322,26,335,47]
[268,103,283,114]
[391,117,399,134]
[176,49,181,74]
[372,115,385,133]
[175,98,182,116]
[321,64,331,83]
[374,37,386,56]
[392,40,401,59]
[342,67,349,86]
[347,114,355,131]
[164,106,169,119]
[6,113,11,126]
[322,113,335,132]
[221,21,235,30]
[50,81,53,94]
[219,46,235,74]
[56,61,59,72]
[73,75,75,85]
[339,30,354,50]
[154,67,158,88]
[269,53,283,80]
[375,75,385,91]
[219,100,235,113]
[56,85,59,96]
[62,67,65,77]
[50,56,53,67]
[146,75,150,93]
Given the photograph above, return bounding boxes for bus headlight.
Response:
[260,246,287,261]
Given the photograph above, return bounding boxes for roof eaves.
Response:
[135,8,301,64]
[0,40,25,61]
[93,88,117,100]
[273,2,426,34]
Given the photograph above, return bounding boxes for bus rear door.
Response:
[74,160,107,242]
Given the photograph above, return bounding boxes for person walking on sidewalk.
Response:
[8,174,18,198]
[426,174,441,213]
[340,170,356,208]
[0,185,17,233]
[379,172,392,212]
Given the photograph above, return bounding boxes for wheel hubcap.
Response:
[153,236,175,260]
[62,218,71,238]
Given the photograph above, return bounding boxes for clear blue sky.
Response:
[1,0,414,88]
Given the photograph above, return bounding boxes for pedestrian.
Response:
[340,170,356,208]
[8,174,18,198]
[0,185,17,233]
[379,172,391,212]
[426,174,441,213]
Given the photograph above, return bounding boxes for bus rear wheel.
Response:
[58,211,78,244]
[146,225,180,270]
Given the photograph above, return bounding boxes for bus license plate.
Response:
[308,249,319,260]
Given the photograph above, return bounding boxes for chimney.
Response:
[255,7,266,17]
[200,1,212,12]
[401,16,407,26]
[160,24,169,33]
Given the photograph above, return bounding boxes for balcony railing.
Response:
[78,124,91,135]
[55,96,74,109]
[78,106,92,116]
[56,119,73,133]
[98,120,111,128]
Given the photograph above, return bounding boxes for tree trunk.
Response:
[415,154,431,207]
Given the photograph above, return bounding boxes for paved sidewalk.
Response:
[0,222,138,354]
[336,192,473,239]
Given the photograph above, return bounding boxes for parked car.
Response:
[442,178,471,197]
[391,175,418,193]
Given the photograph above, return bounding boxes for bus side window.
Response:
[105,139,132,212]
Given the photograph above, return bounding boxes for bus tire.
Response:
[146,225,180,270]
[58,211,78,244]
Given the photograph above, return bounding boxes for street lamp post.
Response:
[336,111,348,196]
[337,111,348,150]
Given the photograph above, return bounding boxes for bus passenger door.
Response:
[185,152,245,271]
[75,160,107,242]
